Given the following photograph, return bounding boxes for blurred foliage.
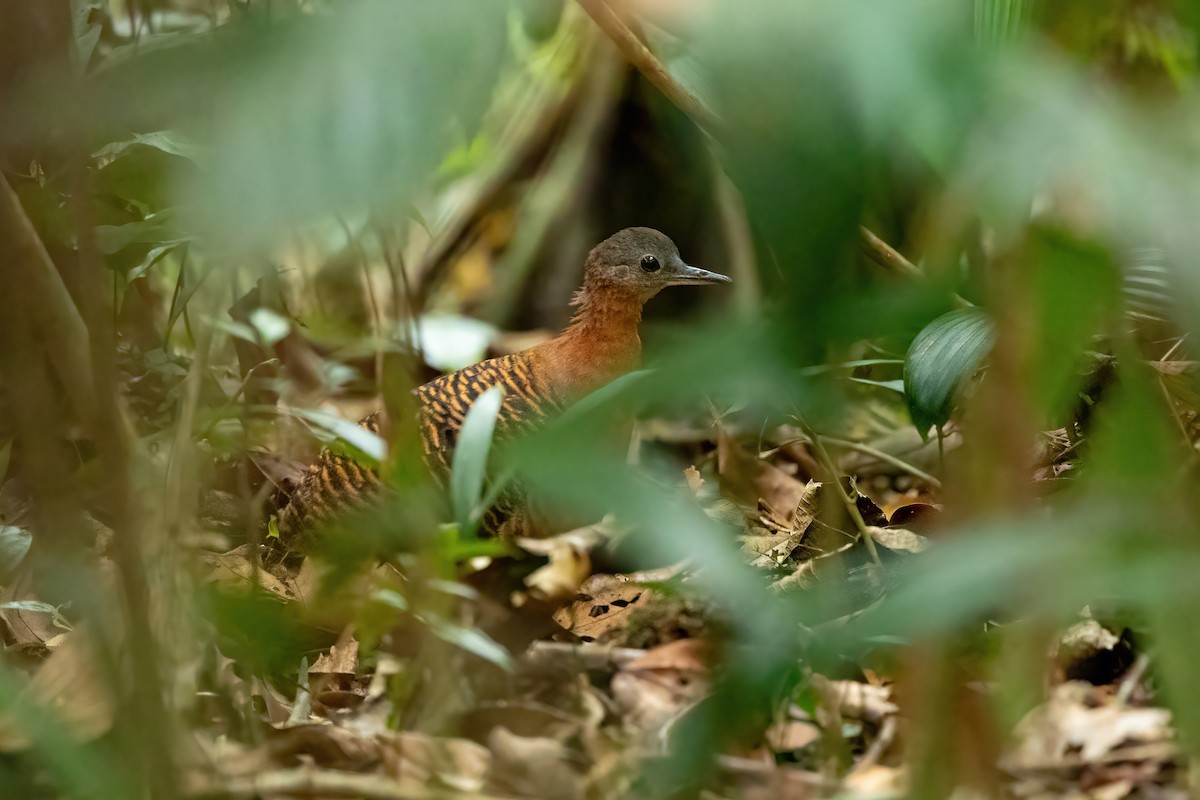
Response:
[2,0,1200,797]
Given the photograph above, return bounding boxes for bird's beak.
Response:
[668,261,733,286]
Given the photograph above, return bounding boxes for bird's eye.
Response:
[640,254,660,273]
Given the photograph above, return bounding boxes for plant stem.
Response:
[805,428,882,566]
[819,436,943,489]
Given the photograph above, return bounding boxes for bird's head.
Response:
[582,227,731,301]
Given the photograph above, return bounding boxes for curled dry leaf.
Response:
[310,636,360,677]
[523,538,592,605]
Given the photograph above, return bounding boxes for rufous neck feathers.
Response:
[548,279,650,397]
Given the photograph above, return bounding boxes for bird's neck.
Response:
[550,281,648,397]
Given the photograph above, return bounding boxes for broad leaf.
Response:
[903,308,994,436]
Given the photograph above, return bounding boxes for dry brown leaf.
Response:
[261,723,380,771]
[0,629,115,751]
[378,730,491,792]
[765,720,822,753]
[311,637,359,677]
[488,727,583,800]
[612,639,710,735]
[523,539,591,605]
[553,573,654,642]
[818,679,898,726]
[203,546,295,601]
[1003,682,1173,771]
[867,526,930,555]
[842,764,907,799]
[716,428,809,523]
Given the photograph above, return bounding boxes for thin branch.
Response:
[575,0,721,134]
[794,419,882,566]
[858,225,923,280]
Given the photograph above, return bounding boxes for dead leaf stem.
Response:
[806,430,882,566]
[819,435,943,489]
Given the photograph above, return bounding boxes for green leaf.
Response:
[903,308,995,436]
[180,0,508,250]
[293,409,387,466]
[249,308,292,347]
[370,588,408,612]
[127,242,182,280]
[424,615,513,672]
[450,385,505,535]
[94,130,200,163]
[94,210,184,255]
[559,369,652,425]
[974,0,1033,46]
[848,377,906,394]
[800,359,904,376]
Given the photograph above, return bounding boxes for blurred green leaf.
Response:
[424,614,513,672]
[370,588,409,612]
[0,525,32,582]
[450,385,505,535]
[904,308,995,436]
[974,0,1033,45]
[128,242,182,280]
[1024,229,1122,423]
[293,409,387,466]
[180,0,508,250]
[248,308,292,347]
[1082,357,1180,494]
[849,377,906,394]
[94,210,185,255]
[95,130,200,163]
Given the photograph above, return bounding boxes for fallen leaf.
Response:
[553,573,654,643]
[311,637,359,677]
[488,727,583,800]
[0,629,115,751]
[1003,682,1173,771]
[378,730,491,792]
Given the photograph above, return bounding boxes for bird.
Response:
[273,227,731,543]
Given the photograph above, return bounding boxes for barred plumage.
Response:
[271,227,729,545]
[416,352,563,471]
